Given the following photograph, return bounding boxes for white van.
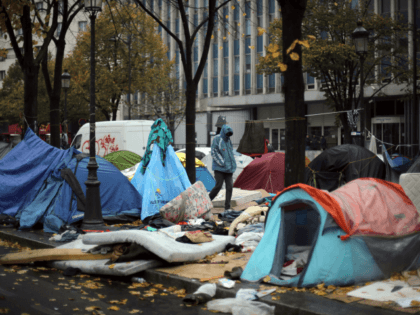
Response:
[70,120,154,157]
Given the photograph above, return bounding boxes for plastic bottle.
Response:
[131,277,146,283]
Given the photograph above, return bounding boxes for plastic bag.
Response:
[207,298,275,315]
[131,146,191,220]
[183,283,216,305]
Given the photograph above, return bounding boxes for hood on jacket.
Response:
[220,124,233,141]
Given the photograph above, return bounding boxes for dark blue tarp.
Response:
[0,128,68,216]
[0,128,142,232]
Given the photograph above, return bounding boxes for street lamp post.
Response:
[352,21,369,148]
[82,0,105,230]
[61,70,70,148]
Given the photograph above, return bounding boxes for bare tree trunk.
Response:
[185,83,197,183]
[339,113,352,144]
[23,65,39,136]
[279,0,307,187]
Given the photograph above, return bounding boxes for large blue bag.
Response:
[131,145,191,220]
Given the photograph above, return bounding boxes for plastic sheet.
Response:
[207,298,275,315]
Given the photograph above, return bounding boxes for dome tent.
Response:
[304,144,385,191]
[234,152,285,193]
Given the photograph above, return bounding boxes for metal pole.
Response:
[128,37,132,120]
[64,89,68,147]
[81,13,105,230]
[360,55,365,148]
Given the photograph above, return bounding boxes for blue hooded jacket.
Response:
[211,124,237,174]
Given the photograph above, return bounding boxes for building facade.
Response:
[132,0,418,154]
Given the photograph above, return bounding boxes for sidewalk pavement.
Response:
[0,227,415,315]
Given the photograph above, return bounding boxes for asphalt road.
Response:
[0,245,218,315]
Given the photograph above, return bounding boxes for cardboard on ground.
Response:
[212,188,262,208]
[347,280,420,302]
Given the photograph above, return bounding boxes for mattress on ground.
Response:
[82,228,235,263]
[49,239,164,276]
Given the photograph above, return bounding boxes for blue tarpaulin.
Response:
[131,145,191,220]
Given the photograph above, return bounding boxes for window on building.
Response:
[380,0,391,18]
[269,0,275,22]
[245,73,251,94]
[268,74,275,93]
[78,21,87,32]
[257,0,263,27]
[271,129,279,150]
[213,43,218,97]
[203,62,208,97]
[398,0,408,24]
[306,73,315,89]
[245,37,251,72]
[194,43,198,76]
[175,49,180,79]
[57,22,62,36]
[36,2,43,10]
[223,41,229,95]
[245,2,251,36]
[0,71,6,81]
[17,28,23,36]
[234,39,240,95]
[175,19,179,36]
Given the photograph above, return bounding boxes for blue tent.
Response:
[241,184,420,287]
[196,166,215,192]
[0,128,142,232]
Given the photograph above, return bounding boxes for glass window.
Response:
[234,1,239,21]
[234,57,240,73]
[257,74,263,89]
[203,79,208,96]
[257,36,263,53]
[234,74,239,93]
[213,77,218,93]
[78,21,87,32]
[224,58,228,76]
[194,45,198,62]
[213,43,218,58]
[57,23,62,36]
[0,70,5,81]
[36,2,43,10]
[245,73,251,89]
[271,129,279,150]
[234,40,239,55]
[223,76,229,92]
[213,59,218,76]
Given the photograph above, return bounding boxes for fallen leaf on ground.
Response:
[150,299,154,303]
[49,299,56,301]
[88,298,99,302]
[108,306,120,311]
[129,291,141,296]
[85,306,100,311]
[73,308,79,311]
[17,270,27,274]
[0,308,10,314]
[40,275,49,278]
[68,298,74,301]
[97,294,106,299]
[108,264,116,269]
[411,300,420,306]
[129,309,142,313]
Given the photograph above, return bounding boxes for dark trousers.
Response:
[209,171,233,210]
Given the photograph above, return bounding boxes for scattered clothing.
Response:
[207,298,275,315]
[176,230,214,244]
[218,210,242,222]
[237,223,264,236]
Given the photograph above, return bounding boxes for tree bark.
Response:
[23,65,39,136]
[185,82,197,183]
[339,113,352,144]
[279,0,307,188]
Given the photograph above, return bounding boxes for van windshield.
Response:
[71,134,82,149]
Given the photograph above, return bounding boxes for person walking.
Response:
[310,134,319,150]
[209,124,237,211]
[320,135,327,151]
[305,135,311,150]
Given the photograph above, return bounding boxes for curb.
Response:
[0,229,409,315]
